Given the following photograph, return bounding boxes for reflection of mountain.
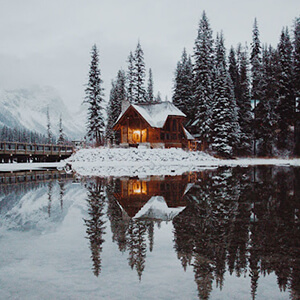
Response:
[0,170,80,231]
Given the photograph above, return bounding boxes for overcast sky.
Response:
[0,0,299,112]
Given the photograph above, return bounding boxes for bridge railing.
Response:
[0,142,74,156]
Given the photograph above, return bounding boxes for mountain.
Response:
[0,86,86,140]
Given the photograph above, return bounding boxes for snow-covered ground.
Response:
[0,148,299,176]
[64,148,300,177]
[0,162,65,172]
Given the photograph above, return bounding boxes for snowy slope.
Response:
[0,86,85,139]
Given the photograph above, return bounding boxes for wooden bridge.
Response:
[0,142,74,163]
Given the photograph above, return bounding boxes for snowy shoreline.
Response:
[0,148,299,175]
[65,148,300,177]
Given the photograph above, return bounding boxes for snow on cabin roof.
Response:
[183,127,195,140]
[115,101,186,128]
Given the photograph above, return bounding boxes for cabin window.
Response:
[166,133,170,140]
[160,133,164,140]
[172,119,177,131]
[165,120,170,131]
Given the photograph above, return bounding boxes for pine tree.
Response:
[211,33,240,157]
[250,18,263,155]
[250,18,263,103]
[133,41,147,103]
[255,45,279,156]
[147,68,154,103]
[294,17,300,102]
[106,70,126,144]
[293,17,300,155]
[126,51,135,103]
[172,48,194,121]
[57,115,65,145]
[276,27,294,151]
[235,44,253,156]
[46,106,52,144]
[84,44,105,146]
[192,11,214,148]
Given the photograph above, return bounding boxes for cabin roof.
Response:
[183,127,195,140]
[115,101,186,128]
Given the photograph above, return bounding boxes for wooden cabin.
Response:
[113,101,196,150]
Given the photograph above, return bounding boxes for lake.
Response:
[0,166,299,300]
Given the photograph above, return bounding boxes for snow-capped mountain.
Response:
[0,86,86,140]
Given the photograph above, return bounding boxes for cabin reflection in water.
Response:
[113,173,196,220]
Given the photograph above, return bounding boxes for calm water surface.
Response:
[0,166,299,300]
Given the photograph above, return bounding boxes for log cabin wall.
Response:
[160,116,185,148]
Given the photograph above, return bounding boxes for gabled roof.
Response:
[114,101,186,129]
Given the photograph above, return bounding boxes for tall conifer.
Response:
[84,44,105,146]
[276,27,294,151]
[193,11,214,148]
[106,70,126,144]
[133,41,147,103]
[173,48,194,121]
[211,33,240,157]
[147,68,154,103]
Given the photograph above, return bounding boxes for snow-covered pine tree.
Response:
[255,45,279,156]
[235,44,253,156]
[106,70,126,144]
[46,106,52,144]
[228,46,240,100]
[57,115,65,145]
[193,11,214,149]
[250,18,263,155]
[294,17,300,104]
[147,68,154,103]
[211,33,240,157]
[126,51,135,103]
[84,44,105,147]
[133,41,147,104]
[276,27,295,151]
[293,17,300,155]
[172,48,194,121]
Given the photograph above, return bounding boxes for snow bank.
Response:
[65,148,218,176]
[65,148,300,177]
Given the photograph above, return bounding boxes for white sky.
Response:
[0,0,299,113]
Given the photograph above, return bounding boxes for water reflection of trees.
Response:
[173,166,300,300]
[83,168,299,299]
[106,178,158,280]
[84,178,106,277]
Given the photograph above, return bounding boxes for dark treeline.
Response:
[0,125,53,144]
[173,12,300,157]
[0,124,70,145]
